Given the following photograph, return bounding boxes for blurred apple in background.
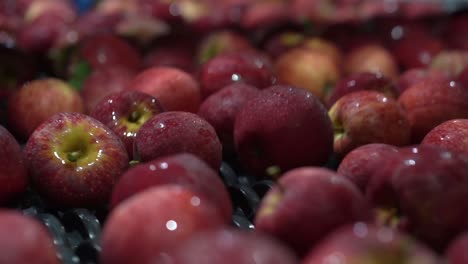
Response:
[396,67,447,95]
[446,231,468,264]
[262,31,305,59]
[345,44,399,81]
[430,50,468,78]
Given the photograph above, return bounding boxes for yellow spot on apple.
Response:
[257,190,283,218]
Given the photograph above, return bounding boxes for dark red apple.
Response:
[421,119,468,155]
[198,83,259,157]
[457,67,468,88]
[0,209,60,264]
[144,45,195,74]
[255,167,371,256]
[234,85,333,177]
[8,78,85,140]
[444,14,468,50]
[345,44,399,81]
[109,153,232,221]
[329,90,411,156]
[168,228,299,263]
[0,125,28,203]
[302,222,442,264]
[446,231,468,264]
[240,0,290,30]
[396,68,447,95]
[81,66,136,113]
[398,79,468,143]
[337,143,399,193]
[90,90,165,159]
[262,31,305,59]
[134,111,222,170]
[24,112,129,208]
[100,185,227,264]
[128,66,201,112]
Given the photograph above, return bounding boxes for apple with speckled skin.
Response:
[0,125,28,204]
[134,111,222,170]
[255,167,370,256]
[302,223,442,264]
[329,90,411,157]
[24,112,129,208]
[7,78,84,140]
[234,85,333,177]
[100,185,227,264]
[110,153,232,221]
[90,90,164,159]
[421,119,468,155]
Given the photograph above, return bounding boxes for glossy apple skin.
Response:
[329,91,411,156]
[100,185,227,264]
[0,125,28,204]
[446,231,468,264]
[168,228,299,264]
[421,119,468,155]
[275,47,340,101]
[24,112,129,208]
[327,72,397,108]
[199,50,276,98]
[196,30,253,65]
[398,80,468,143]
[90,90,164,159]
[110,153,232,221]
[337,143,399,193]
[366,145,468,250]
[198,83,259,157]
[135,111,222,170]
[7,78,85,140]
[255,167,371,256]
[344,44,399,81]
[81,66,136,113]
[234,85,333,177]
[0,210,60,264]
[396,68,447,95]
[128,66,201,113]
[302,223,442,264]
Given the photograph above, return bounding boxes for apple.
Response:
[109,153,232,221]
[337,143,399,193]
[366,145,468,250]
[274,47,340,101]
[134,111,222,170]
[0,125,28,204]
[90,90,165,159]
[444,14,468,50]
[198,83,259,157]
[7,78,84,140]
[80,65,136,113]
[344,44,399,81]
[421,119,468,155]
[241,1,290,30]
[329,90,411,156]
[398,79,468,143]
[326,72,397,108]
[262,31,305,59]
[457,67,468,88]
[300,37,343,67]
[255,167,371,256]
[24,112,129,208]
[199,50,276,98]
[168,228,299,263]
[0,209,60,264]
[430,50,468,78]
[144,44,195,74]
[302,222,442,264]
[446,231,468,264]
[100,185,227,264]
[128,66,201,113]
[396,67,447,95]
[234,85,333,178]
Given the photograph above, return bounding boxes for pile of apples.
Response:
[1,0,468,263]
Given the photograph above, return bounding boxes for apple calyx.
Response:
[120,105,154,132]
[54,125,99,166]
[375,207,403,229]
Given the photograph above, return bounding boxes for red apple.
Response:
[398,79,468,143]
[262,31,305,59]
[255,167,371,256]
[234,85,333,177]
[345,44,399,81]
[446,231,468,264]
[168,228,299,263]
[24,112,129,208]
[241,1,290,30]
[302,222,442,264]
[110,153,232,221]
[0,125,28,204]
[329,90,411,156]
[444,13,468,50]
[134,111,222,170]
[144,45,195,74]
[0,209,60,264]
[128,66,201,112]
[421,119,468,155]
[100,185,227,264]
[337,143,399,193]
[90,90,165,159]
[457,67,468,88]
[198,83,259,157]
[275,47,341,101]
[7,78,84,140]
[396,67,448,95]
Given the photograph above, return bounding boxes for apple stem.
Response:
[67,151,82,162]
[128,111,141,123]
